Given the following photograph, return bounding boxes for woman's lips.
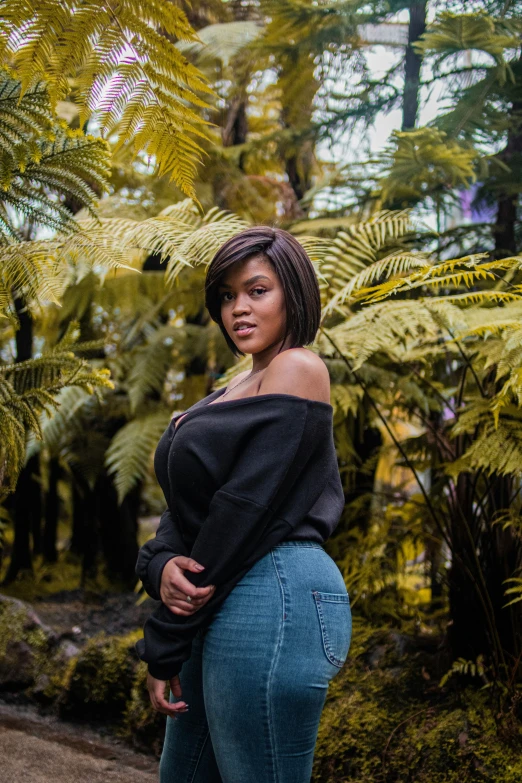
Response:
[235,325,256,337]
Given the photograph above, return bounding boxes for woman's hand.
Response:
[160,556,216,615]
[146,672,188,717]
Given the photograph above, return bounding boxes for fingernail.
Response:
[195,564,205,570]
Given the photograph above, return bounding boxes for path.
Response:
[0,703,159,783]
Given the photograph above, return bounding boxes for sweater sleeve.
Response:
[135,507,190,601]
[135,401,310,680]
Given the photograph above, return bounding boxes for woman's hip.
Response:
[202,540,352,678]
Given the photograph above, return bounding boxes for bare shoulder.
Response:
[259,348,330,404]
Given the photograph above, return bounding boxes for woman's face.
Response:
[218,254,289,355]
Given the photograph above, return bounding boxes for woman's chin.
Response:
[230,333,263,353]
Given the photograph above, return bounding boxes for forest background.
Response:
[1,0,522,780]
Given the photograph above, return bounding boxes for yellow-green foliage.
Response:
[60,628,143,721]
[0,324,113,497]
[0,0,214,200]
[0,69,111,241]
[0,598,50,660]
[381,127,478,204]
[312,618,522,783]
[0,536,134,601]
[0,596,63,698]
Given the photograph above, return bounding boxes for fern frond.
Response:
[322,251,430,317]
[2,0,215,199]
[127,324,180,413]
[354,253,517,304]
[416,12,520,83]
[380,127,478,204]
[319,210,420,315]
[0,337,112,491]
[38,385,92,454]
[105,410,171,503]
[0,69,111,239]
[165,208,249,284]
[448,417,522,479]
[502,577,522,609]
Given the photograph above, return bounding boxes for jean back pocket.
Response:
[312,590,352,668]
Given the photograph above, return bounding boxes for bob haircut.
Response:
[205,226,322,358]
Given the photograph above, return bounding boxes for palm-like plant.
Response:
[314,209,522,695]
[0,0,215,201]
[0,69,124,495]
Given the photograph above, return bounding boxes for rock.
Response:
[0,594,59,692]
[31,673,52,703]
[0,640,35,689]
[55,640,81,662]
[58,631,140,721]
[367,643,388,669]
[0,595,58,644]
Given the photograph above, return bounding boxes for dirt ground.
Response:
[0,517,162,780]
[0,702,159,783]
[32,588,156,644]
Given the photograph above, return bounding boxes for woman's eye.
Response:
[220,288,266,301]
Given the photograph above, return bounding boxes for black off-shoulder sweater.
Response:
[135,386,345,680]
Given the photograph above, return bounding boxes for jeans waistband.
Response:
[272,540,324,549]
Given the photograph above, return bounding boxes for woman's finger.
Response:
[154,693,188,717]
[170,675,183,701]
[166,603,203,616]
[147,676,188,716]
[164,589,215,615]
[169,570,215,598]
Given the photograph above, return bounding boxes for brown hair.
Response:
[205,226,321,357]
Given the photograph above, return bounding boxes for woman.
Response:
[135,226,352,783]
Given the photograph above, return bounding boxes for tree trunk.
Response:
[2,455,39,583]
[447,472,491,661]
[494,52,522,258]
[96,472,140,587]
[70,477,100,588]
[43,458,60,563]
[221,96,248,152]
[2,294,35,582]
[30,458,43,556]
[343,416,382,534]
[495,193,517,257]
[402,1,427,131]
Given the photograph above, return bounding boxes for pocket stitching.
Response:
[312,590,350,668]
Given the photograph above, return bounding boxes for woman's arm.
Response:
[136,399,313,680]
[135,507,189,601]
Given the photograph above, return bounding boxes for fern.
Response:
[127,324,180,413]
[0,69,111,240]
[439,654,487,688]
[0,327,113,494]
[415,12,521,84]
[105,410,170,503]
[317,210,422,316]
[380,127,478,204]
[0,0,215,200]
[502,577,522,609]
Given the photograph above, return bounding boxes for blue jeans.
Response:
[159,541,352,783]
